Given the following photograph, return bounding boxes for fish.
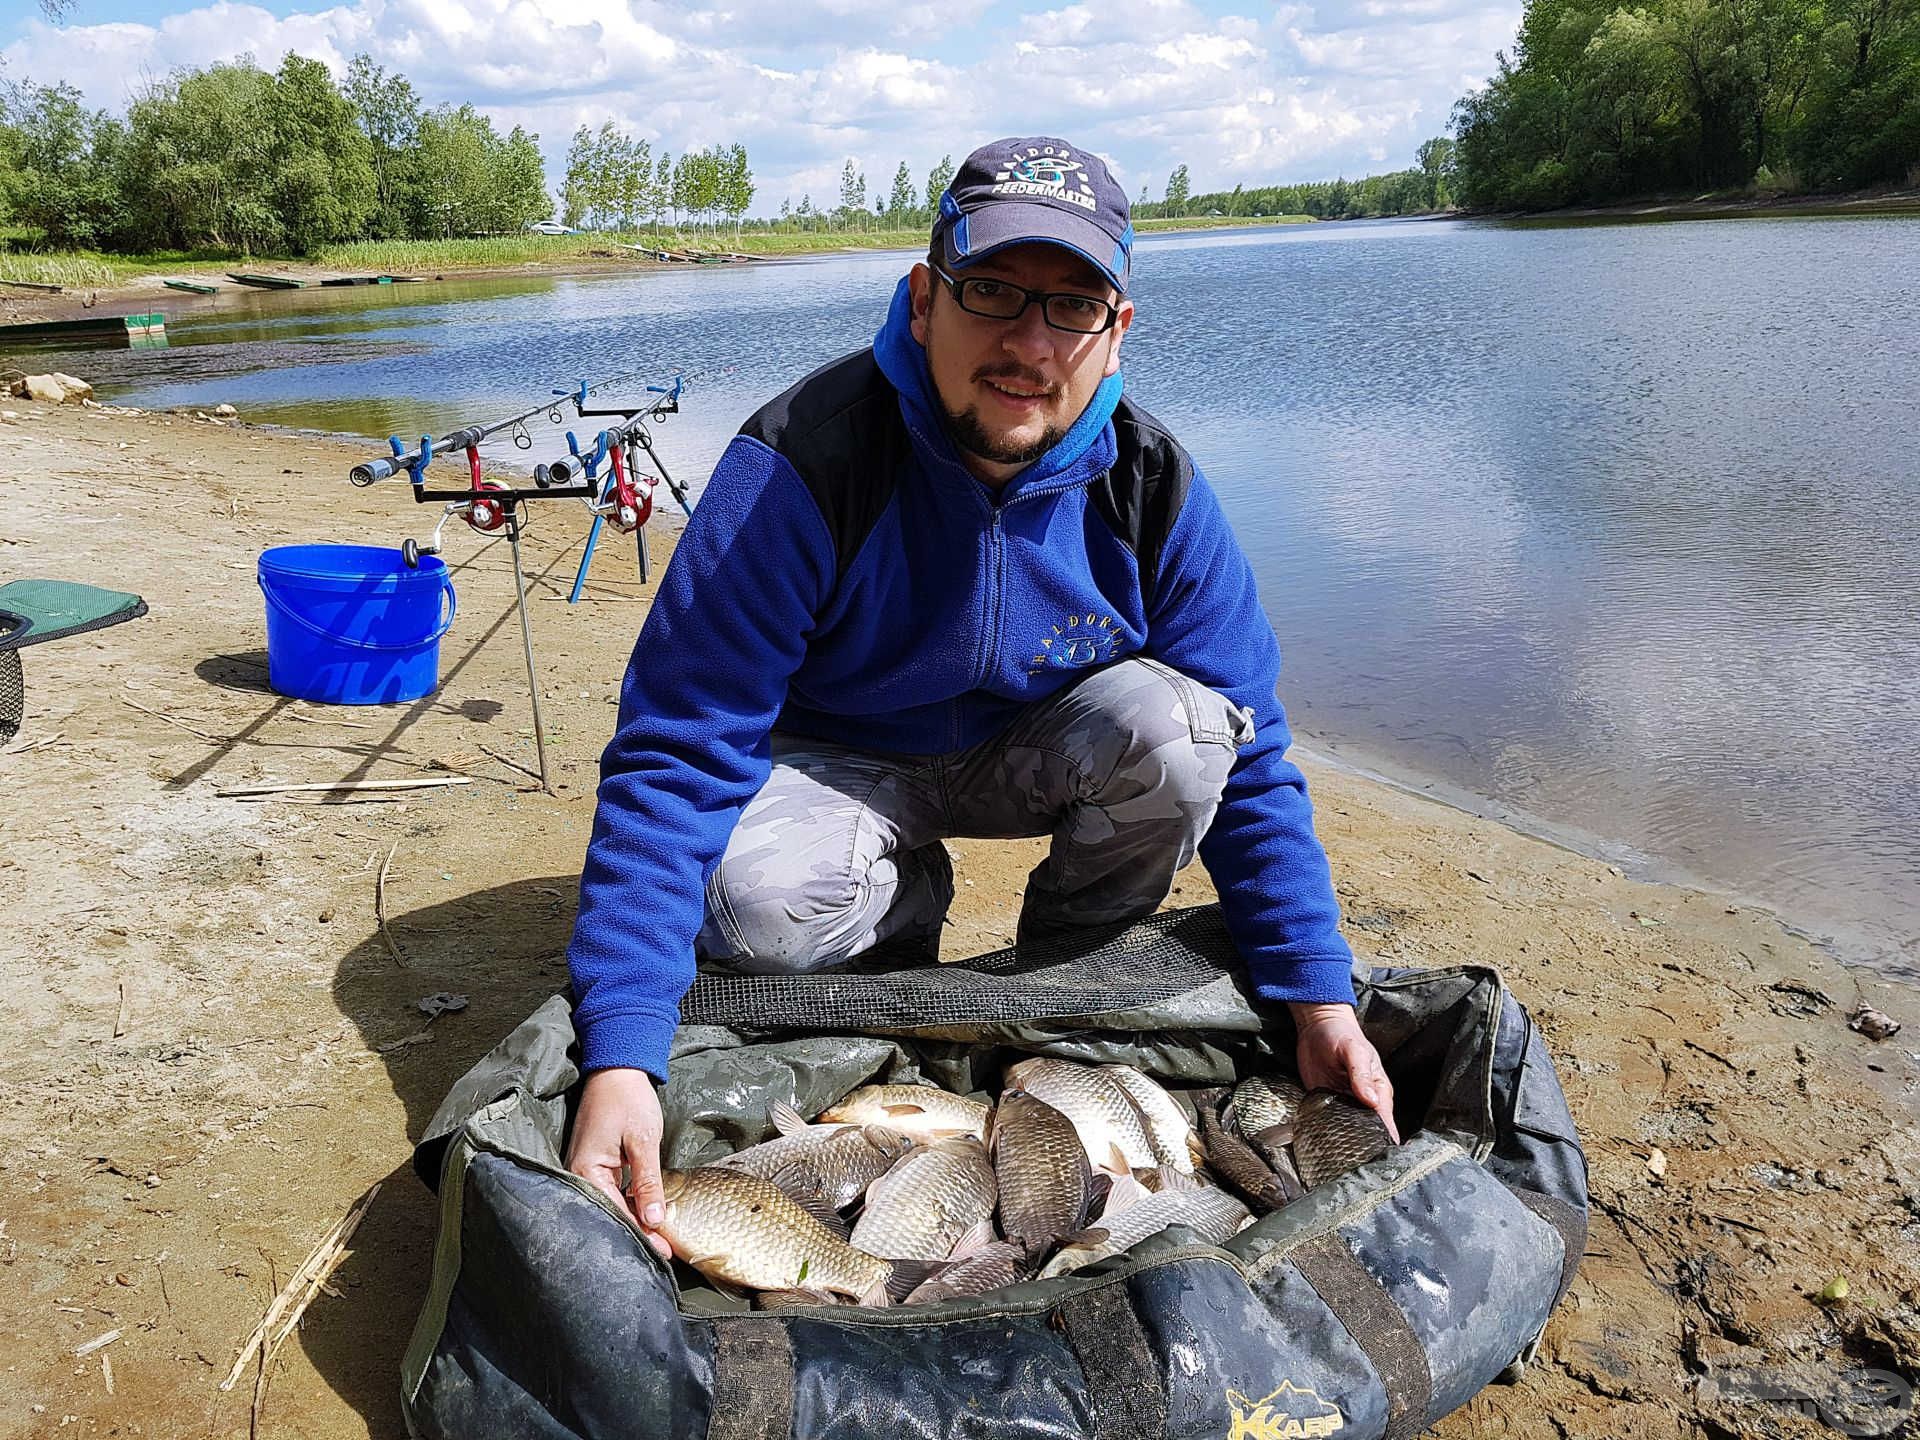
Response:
[1230,1075,1308,1146]
[1291,1090,1395,1189]
[1003,1057,1158,1175]
[1037,1178,1253,1279]
[849,1136,998,1261]
[713,1101,917,1211]
[656,1168,893,1305]
[820,1084,991,1141]
[905,1241,1032,1304]
[989,1090,1096,1252]
[1102,1065,1201,1174]
[1193,1096,1303,1211]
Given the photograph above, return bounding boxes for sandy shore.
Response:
[1,396,1916,1439]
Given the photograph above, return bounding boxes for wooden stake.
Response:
[114,981,129,1039]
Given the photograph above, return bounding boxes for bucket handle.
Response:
[258,572,456,652]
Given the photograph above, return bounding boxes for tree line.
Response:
[559,130,753,230]
[1449,0,1920,207]
[1133,143,1460,222]
[0,53,551,253]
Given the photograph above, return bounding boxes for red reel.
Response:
[465,481,509,532]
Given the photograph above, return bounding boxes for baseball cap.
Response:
[931,137,1134,294]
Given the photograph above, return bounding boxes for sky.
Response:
[1,0,1520,217]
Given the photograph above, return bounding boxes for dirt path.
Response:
[1,397,1915,1439]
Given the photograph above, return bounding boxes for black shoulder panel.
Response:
[739,349,907,582]
[1092,397,1195,609]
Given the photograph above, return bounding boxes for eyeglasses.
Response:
[929,263,1121,335]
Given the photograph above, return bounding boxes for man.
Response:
[566,137,1396,1257]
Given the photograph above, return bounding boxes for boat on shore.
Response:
[227,273,304,289]
[163,280,218,295]
[0,312,165,346]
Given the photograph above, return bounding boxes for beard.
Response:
[940,398,1067,467]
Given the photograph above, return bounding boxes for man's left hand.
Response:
[1290,1001,1401,1144]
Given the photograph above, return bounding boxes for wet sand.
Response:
[1,394,1916,1438]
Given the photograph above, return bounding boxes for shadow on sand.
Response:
[300,875,581,1437]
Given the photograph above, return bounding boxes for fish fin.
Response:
[1154,1165,1203,1194]
[1081,1171,1113,1227]
[1252,1122,1296,1149]
[769,1100,810,1137]
[1102,1173,1150,1215]
[862,1123,912,1153]
[886,1258,946,1302]
[767,1164,851,1240]
[882,1102,930,1117]
[1102,1141,1132,1177]
[948,1216,997,1262]
[1186,1133,1207,1168]
[755,1288,838,1311]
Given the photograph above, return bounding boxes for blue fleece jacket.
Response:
[567,278,1356,1079]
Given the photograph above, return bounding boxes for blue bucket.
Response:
[258,545,456,705]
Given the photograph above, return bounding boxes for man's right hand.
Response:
[566,1066,672,1260]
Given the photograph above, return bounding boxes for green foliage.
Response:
[1132,149,1459,223]
[3,81,126,249]
[1452,0,1920,206]
[1164,163,1191,214]
[925,154,954,211]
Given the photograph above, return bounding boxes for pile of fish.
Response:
[655,1059,1396,1310]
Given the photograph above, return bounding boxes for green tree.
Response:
[1164,162,1190,215]
[5,82,125,248]
[263,54,375,251]
[342,54,419,239]
[886,159,914,221]
[838,157,860,229]
[924,153,954,210]
[561,124,594,227]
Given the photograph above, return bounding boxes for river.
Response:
[45,216,1920,978]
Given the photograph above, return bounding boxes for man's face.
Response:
[908,241,1135,482]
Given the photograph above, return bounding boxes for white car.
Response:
[528,221,575,236]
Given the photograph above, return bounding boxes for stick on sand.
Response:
[220,1183,382,1393]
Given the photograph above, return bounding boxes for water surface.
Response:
[51,219,1920,975]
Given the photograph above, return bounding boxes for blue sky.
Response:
[3,0,1520,216]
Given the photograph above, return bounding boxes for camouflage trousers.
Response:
[696,657,1255,973]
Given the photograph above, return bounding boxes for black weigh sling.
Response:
[402,905,1587,1440]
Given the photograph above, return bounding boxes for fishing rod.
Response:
[343,375,700,793]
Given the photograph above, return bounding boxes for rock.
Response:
[51,372,92,401]
[213,403,237,418]
[23,374,67,404]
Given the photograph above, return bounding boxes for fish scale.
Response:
[990,1090,1094,1252]
[849,1136,997,1261]
[1004,1057,1158,1173]
[1291,1090,1394,1189]
[657,1168,892,1304]
[714,1122,914,1210]
[1038,1186,1252,1279]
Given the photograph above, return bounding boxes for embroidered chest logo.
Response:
[1225,1381,1346,1439]
[1029,612,1123,675]
[994,144,1098,212]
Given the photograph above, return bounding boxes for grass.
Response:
[0,215,1319,292]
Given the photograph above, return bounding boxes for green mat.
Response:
[0,578,148,652]
[0,579,148,746]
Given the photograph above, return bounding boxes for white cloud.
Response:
[2,0,1520,212]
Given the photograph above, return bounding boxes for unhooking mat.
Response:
[0,578,148,744]
[403,904,1588,1440]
